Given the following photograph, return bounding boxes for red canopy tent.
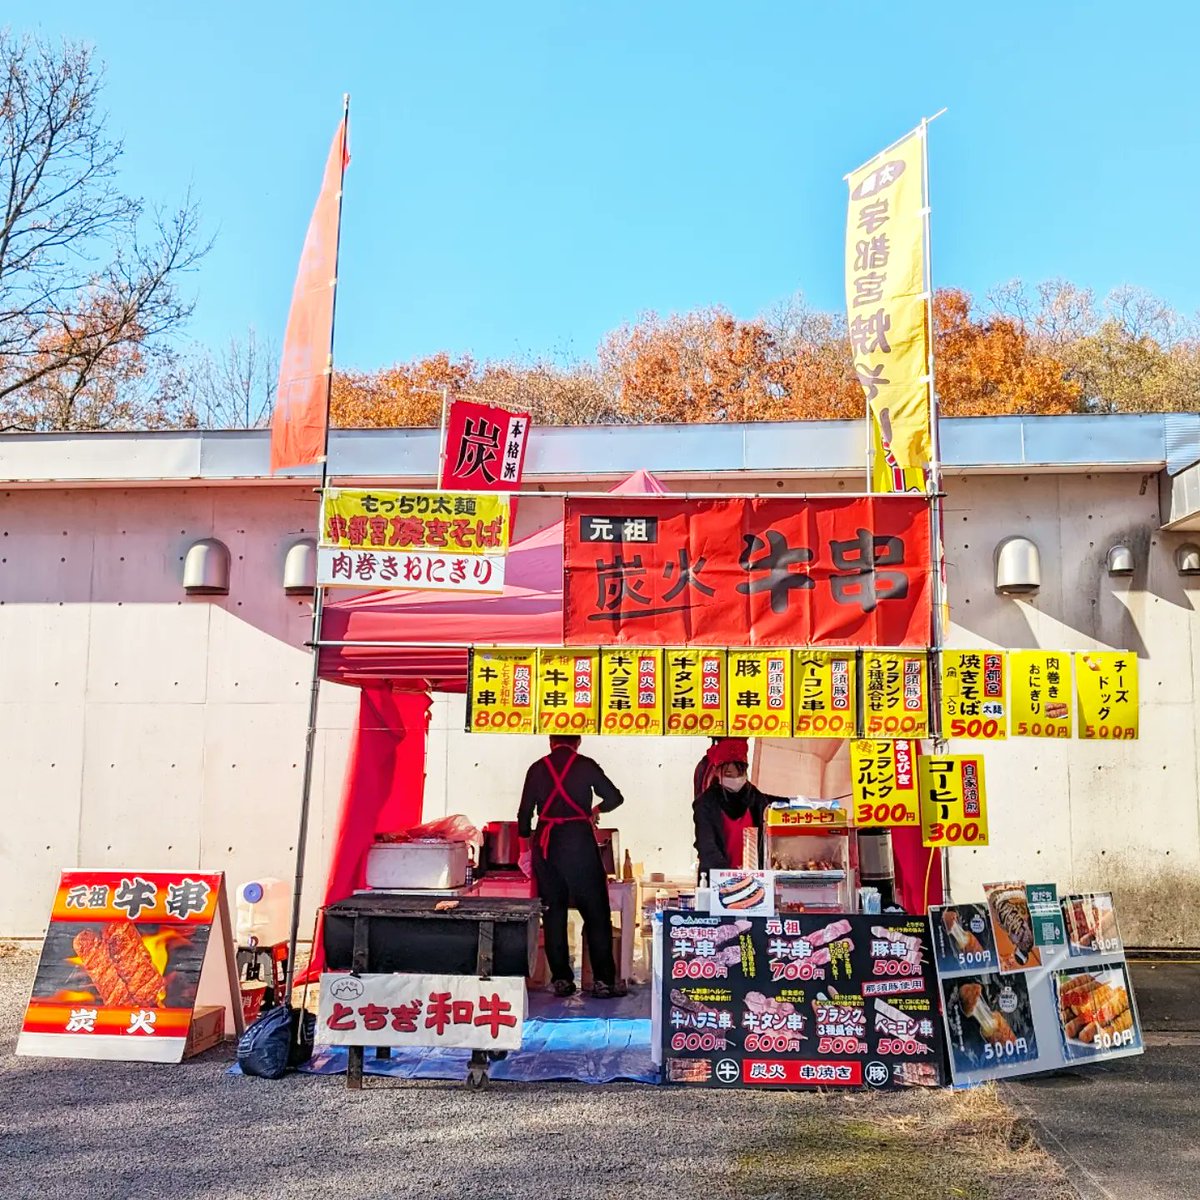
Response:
[299,468,939,979]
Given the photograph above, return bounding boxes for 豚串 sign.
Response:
[726,649,792,737]
[941,650,1007,740]
[664,648,727,736]
[862,650,929,738]
[661,911,945,1090]
[563,496,932,648]
[850,739,919,827]
[440,400,530,492]
[1010,651,1071,739]
[918,755,989,847]
[1075,652,1138,741]
[16,871,241,1063]
[466,648,538,734]
[793,649,858,738]
[536,648,600,735]
[317,973,525,1051]
[599,648,663,735]
[322,489,510,554]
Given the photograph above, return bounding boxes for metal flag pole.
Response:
[284,93,350,1000]
[436,385,450,489]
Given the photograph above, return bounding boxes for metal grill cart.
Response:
[756,801,860,914]
[322,893,541,1089]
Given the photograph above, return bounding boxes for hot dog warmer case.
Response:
[746,801,859,913]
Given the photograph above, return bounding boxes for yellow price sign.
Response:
[862,650,929,738]
[1076,652,1138,741]
[793,649,858,738]
[726,649,792,737]
[536,648,599,736]
[466,648,538,734]
[850,739,919,827]
[321,489,511,555]
[1010,651,1071,739]
[918,755,989,848]
[941,650,1007,740]
[599,648,663,735]
[664,649,727,736]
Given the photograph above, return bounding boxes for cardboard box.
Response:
[184,1005,226,1059]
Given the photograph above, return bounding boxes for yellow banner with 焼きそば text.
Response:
[322,488,510,554]
[846,129,931,492]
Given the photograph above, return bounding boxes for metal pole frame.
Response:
[284,94,350,999]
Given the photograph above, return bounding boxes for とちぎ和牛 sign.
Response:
[918,755,989,848]
[563,496,931,648]
[1075,652,1138,741]
[793,649,858,738]
[466,648,538,734]
[850,739,919,827]
[440,401,530,491]
[940,650,1007,740]
[664,648,728,736]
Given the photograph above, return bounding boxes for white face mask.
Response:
[722,774,747,792]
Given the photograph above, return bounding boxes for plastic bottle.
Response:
[235,878,292,947]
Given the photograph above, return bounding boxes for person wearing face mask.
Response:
[692,737,786,876]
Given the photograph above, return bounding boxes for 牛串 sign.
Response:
[466,648,538,734]
[862,650,929,738]
[563,496,932,648]
[1075,652,1138,741]
[536,648,599,735]
[793,649,858,738]
[918,755,989,847]
[17,871,242,1063]
[850,739,919,827]
[940,650,1007,740]
[317,973,525,1051]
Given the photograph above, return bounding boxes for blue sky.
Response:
[7,2,1197,369]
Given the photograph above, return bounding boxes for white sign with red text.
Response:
[316,973,526,1050]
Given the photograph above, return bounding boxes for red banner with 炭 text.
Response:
[563,496,931,647]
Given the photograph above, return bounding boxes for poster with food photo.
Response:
[930,904,998,975]
[1055,964,1142,1062]
[984,882,1042,972]
[1062,893,1123,957]
[941,972,1039,1078]
[709,870,776,917]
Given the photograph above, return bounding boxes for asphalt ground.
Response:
[0,943,1073,1200]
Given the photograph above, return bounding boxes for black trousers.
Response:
[532,824,617,987]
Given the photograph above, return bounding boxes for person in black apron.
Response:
[517,735,626,998]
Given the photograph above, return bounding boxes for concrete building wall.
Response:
[1,466,1197,944]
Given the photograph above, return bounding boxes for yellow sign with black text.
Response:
[726,649,792,738]
[535,648,600,736]
[851,739,920,827]
[1010,651,1072,739]
[467,648,538,734]
[793,649,858,738]
[941,650,1007,740]
[918,754,989,848]
[1076,652,1138,741]
[664,649,728,736]
[599,648,663,736]
[862,649,929,738]
[322,489,510,554]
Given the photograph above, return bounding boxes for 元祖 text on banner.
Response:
[862,650,929,738]
[941,650,1007,740]
[599,648,663,735]
[1075,652,1138,740]
[563,496,931,647]
[536,649,599,735]
[793,649,858,738]
[1010,652,1072,739]
[467,648,538,734]
[441,400,530,492]
[919,755,989,848]
[664,649,728,735]
[850,739,919,827]
[727,649,792,737]
[845,129,931,491]
[322,489,510,554]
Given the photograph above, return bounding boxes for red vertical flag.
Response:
[440,400,531,491]
[269,109,350,473]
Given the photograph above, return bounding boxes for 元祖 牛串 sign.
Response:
[467,648,538,734]
[664,649,728,735]
[1010,651,1071,739]
[918,755,989,848]
[536,648,600,735]
[17,871,242,1063]
[793,649,858,738]
[322,489,510,553]
[1075,652,1138,741]
[726,649,792,737]
[317,973,525,1051]
[850,739,919,827]
[941,650,1007,740]
[862,650,929,738]
[563,497,931,648]
[599,647,663,735]
[441,401,530,491]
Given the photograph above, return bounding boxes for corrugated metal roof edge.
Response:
[0,412,1191,485]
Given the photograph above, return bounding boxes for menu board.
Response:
[659,911,946,1090]
[931,886,1143,1086]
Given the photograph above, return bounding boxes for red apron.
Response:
[535,751,593,859]
[720,808,754,870]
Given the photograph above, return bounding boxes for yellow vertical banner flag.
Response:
[726,649,792,737]
[599,648,663,735]
[918,754,989,848]
[793,649,858,738]
[845,129,931,492]
[940,650,1008,740]
[664,648,728,736]
[850,739,919,827]
[466,648,538,734]
[1076,652,1139,741]
[1010,651,1072,739]
[861,649,929,738]
[536,648,600,736]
